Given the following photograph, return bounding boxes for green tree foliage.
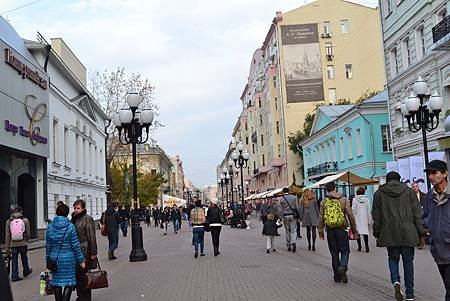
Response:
[137,172,166,206]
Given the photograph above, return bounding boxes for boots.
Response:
[108,251,117,260]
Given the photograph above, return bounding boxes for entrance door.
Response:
[0,170,10,244]
[17,174,36,239]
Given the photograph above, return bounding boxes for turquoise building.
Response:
[300,91,393,201]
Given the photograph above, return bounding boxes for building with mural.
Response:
[219,0,386,194]
[301,91,392,201]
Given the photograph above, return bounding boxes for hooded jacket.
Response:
[5,212,30,249]
[352,195,371,235]
[372,180,426,247]
[318,191,357,237]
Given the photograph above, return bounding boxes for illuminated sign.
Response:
[4,48,48,90]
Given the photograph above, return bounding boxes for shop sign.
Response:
[4,48,48,90]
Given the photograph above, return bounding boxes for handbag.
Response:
[348,228,357,240]
[46,225,69,272]
[100,212,108,236]
[283,196,300,219]
[83,258,108,289]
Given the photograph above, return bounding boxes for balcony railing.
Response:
[307,161,338,177]
[431,15,450,51]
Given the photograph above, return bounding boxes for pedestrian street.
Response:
[10,217,444,301]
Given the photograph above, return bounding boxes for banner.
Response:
[398,158,411,184]
[386,161,398,173]
[281,24,324,102]
[162,194,186,208]
[408,156,426,191]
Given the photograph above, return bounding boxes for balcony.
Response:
[431,15,450,51]
[307,161,338,178]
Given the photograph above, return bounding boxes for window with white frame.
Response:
[83,138,87,173]
[356,129,362,156]
[437,8,447,23]
[53,119,58,163]
[274,98,278,110]
[276,121,280,134]
[64,127,69,166]
[347,132,353,159]
[416,26,425,59]
[381,125,392,152]
[261,135,264,146]
[54,194,59,211]
[327,65,335,79]
[75,134,80,171]
[390,48,399,76]
[277,144,281,158]
[339,137,345,161]
[323,21,331,34]
[65,195,70,206]
[329,88,337,104]
[345,64,353,79]
[332,140,336,161]
[385,0,392,16]
[402,38,411,67]
[341,20,349,33]
[262,154,265,166]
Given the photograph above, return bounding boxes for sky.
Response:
[1,0,378,188]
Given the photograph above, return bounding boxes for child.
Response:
[262,213,283,253]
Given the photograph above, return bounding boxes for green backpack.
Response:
[324,198,345,228]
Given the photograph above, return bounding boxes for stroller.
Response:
[2,249,11,276]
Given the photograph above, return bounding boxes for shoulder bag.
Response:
[283,196,300,219]
[46,225,69,272]
[83,258,108,289]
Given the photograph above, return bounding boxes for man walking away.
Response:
[5,207,32,282]
[118,206,130,236]
[171,205,181,234]
[423,160,450,301]
[318,182,357,284]
[103,202,121,260]
[72,199,98,301]
[279,187,300,252]
[372,171,426,301]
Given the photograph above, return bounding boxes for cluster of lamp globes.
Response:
[400,76,444,118]
[112,92,154,129]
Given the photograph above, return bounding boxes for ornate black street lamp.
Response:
[220,170,230,205]
[231,141,250,227]
[226,160,238,208]
[104,119,111,205]
[400,76,444,189]
[113,92,154,262]
[217,177,225,206]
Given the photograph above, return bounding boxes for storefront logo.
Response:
[4,48,48,90]
[3,94,48,145]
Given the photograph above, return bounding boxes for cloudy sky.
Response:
[1,0,377,188]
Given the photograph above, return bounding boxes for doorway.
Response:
[17,174,36,239]
[0,170,10,244]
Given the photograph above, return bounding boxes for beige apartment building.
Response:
[221,0,386,193]
[169,155,185,199]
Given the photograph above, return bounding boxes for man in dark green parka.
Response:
[372,171,426,301]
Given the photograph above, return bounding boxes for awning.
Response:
[162,194,187,207]
[305,171,379,189]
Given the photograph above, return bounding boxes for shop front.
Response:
[0,19,49,243]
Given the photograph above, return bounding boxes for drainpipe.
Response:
[355,107,376,179]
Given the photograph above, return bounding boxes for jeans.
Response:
[173,220,179,233]
[120,221,128,236]
[283,215,297,247]
[326,228,350,277]
[11,246,30,280]
[387,246,415,298]
[192,227,205,253]
[437,264,450,301]
[266,236,274,250]
[107,230,119,253]
[210,226,222,253]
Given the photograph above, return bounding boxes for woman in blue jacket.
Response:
[46,204,85,301]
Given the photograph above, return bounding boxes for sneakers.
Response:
[266,249,270,254]
[338,266,348,283]
[394,282,404,301]
[200,253,205,257]
[291,243,297,253]
[405,298,415,301]
[194,251,198,258]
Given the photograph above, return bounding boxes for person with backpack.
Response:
[279,187,301,252]
[318,182,357,284]
[4,207,32,282]
[372,171,427,301]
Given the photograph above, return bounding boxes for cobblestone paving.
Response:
[10,217,444,301]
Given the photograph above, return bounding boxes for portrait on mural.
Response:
[281,23,324,103]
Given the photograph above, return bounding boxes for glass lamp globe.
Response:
[429,91,443,112]
[413,76,428,96]
[126,92,142,109]
[118,107,133,124]
[243,150,250,160]
[406,92,420,113]
[140,108,154,125]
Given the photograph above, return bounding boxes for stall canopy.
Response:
[305,171,379,189]
[162,194,187,207]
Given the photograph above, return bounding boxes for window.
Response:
[245,122,248,130]
[381,125,392,152]
[259,115,263,126]
[99,149,103,177]
[325,42,333,56]
[356,129,362,156]
[327,65,335,79]
[331,140,336,161]
[385,0,392,15]
[437,8,447,22]
[277,144,281,158]
[416,26,425,59]
[64,127,69,166]
[390,48,399,75]
[252,143,255,154]
[253,161,256,171]
[54,194,59,212]
[341,20,349,33]
[65,195,70,206]
[151,169,157,175]
[53,119,58,163]
[328,88,337,104]
[323,21,331,34]
[261,135,264,146]
[273,76,277,88]
[402,38,411,67]
[94,146,98,176]
[347,132,353,159]
[345,64,353,79]
[75,134,80,171]
[274,98,278,110]
[83,138,87,173]
[276,121,280,134]
[262,154,265,166]
[258,97,262,107]
[245,136,249,145]
[339,137,345,161]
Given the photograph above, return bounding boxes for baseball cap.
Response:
[424,160,448,172]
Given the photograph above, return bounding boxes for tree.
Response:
[109,163,132,206]
[137,172,167,206]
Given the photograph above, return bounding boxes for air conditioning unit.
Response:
[326,54,334,61]
[321,33,331,38]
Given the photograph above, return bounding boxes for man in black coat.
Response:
[103,202,121,260]
[170,205,181,234]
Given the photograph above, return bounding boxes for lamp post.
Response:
[104,119,111,205]
[221,167,230,206]
[226,160,237,208]
[113,92,154,262]
[231,141,250,228]
[400,76,444,189]
[217,177,225,206]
